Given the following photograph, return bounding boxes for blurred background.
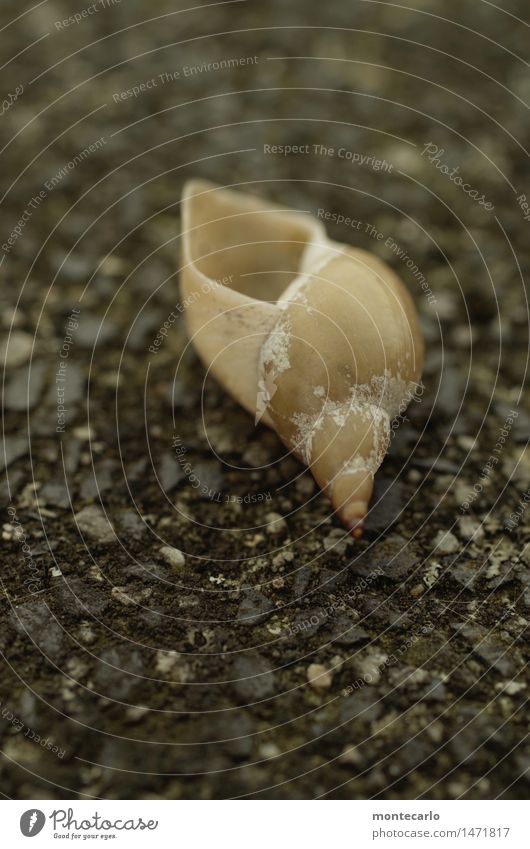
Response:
[1,0,529,799]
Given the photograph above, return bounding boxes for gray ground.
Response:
[1,0,529,799]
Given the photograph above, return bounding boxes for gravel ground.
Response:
[1,0,529,799]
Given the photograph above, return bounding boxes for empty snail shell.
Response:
[180,180,424,538]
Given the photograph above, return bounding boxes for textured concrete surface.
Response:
[0,0,529,799]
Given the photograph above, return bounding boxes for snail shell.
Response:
[181,180,424,537]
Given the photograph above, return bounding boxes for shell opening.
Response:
[183,180,321,302]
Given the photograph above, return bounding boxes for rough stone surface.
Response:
[1,0,529,802]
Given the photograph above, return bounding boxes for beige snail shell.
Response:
[180,180,424,538]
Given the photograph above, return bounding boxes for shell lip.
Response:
[181,179,331,309]
[182,178,327,235]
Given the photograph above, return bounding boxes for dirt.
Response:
[0,0,529,799]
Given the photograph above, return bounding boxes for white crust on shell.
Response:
[289,371,417,472]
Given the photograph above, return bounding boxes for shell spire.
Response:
[180,180,424,537]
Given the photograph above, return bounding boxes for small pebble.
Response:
[159,545,186,568]
[296,474,316,497]
[433,529,459,554]
[125,706,150,722]
[458,516,485,543]
[307,663,333,693]
[457,435,476,451]
[496,680,526,696]
[259,742,281,759]
[78,623,96,645]
[111,586,152,606]
[155,651,189,682]
[323,527,351,555]
[0,331,34,367]
[2,522,24,541]
[73,425,96,441]
[242,442,271,467]
[272,550,294,567]
[339,745,362,765]
[356,650,389,685]
[74,505,116,544]
[4,360,48,411]
[98,255,125,276]
[427,722,445,744]
[265,512,286,534]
